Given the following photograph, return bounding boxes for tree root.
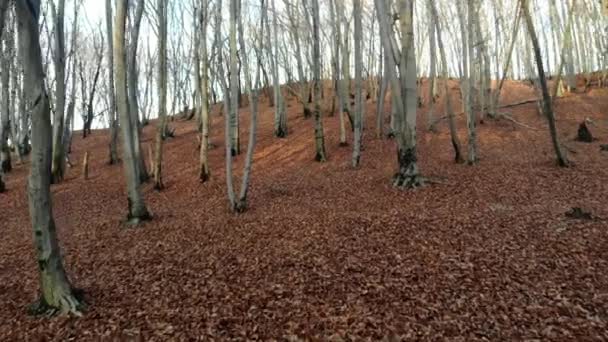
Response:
[234,200,248,213]
[28,288,86,317]
[125,213,152,227]
[392,173,426,189]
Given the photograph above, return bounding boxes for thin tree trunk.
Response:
[153,0,168,191]
[430,0,464,163]
[521,0,569,167]
[270,0,287,136]
[466,0,478,164]
[105,0,119,165]
[427,0,438,131]
[234,0,263,212]
[312,0,327,162]
[50,0,66,183]
[352,0,363,167]
[198,0,211,183]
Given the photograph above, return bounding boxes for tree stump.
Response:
[576,121,594,143]
[565,207,592,220]
[82,152,89,180]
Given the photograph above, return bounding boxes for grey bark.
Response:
[1,7,13,174]
[115,0,151,222]
[50,0,66,183]
[128,0,149,184]
[312,0,327,162]
[198,0,211,183]
[17,0,83,315]
[521,0,569,167]
[352,0,363,167]
[153,0,167,191]
[105,0,119,164]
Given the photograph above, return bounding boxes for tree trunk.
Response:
[16,0,83,316]
[352,0,363,167]
[521,0,569,167]
[234,0,263,212]
[128,0,149,184]
[115,0,151,223]
[429,0,464,163]
[153,0,168,191]
[105,0,119,165]
[50,0,66,183]
[312,0,327,162]
[0,10,12,174]
[426,0,438,131]
[270,0,287,137]
[198,0,211,183]
[466,0,478,164]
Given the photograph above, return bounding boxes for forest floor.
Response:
[1,78,608,340]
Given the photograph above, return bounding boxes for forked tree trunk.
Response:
[115,0,151,223]
[375,0,424,188]
[16,0,83,316]
[521,0,568,167]
[128,0,149,184]
[312,0,327,162]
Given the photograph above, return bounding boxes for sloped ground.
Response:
[1,80,608,340]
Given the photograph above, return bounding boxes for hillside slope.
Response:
[1,79,608,340]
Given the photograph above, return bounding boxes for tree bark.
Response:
[17,0,83,316]
[0,8,13,174]
[521,0,569,167]
[153,0,168,191]
[352,0,363,167]
[115,0,152,223]
[312,0,327,162]
[128,0,149,184]
[105,0,120,165]
[198,0,211,183]
[50,0,66,183]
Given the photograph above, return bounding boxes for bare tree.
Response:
[50,0,66,182]
[16,0,83,315]
[115,0,152,223]
[105,0,120,164]
[352,0,363,167]
[153,0,168,190]
[376,0,424,188]
[128,0,149,184]
[0,5,13,175]
[521,0,568,167]
[227,0,263,212]
[198,0,211,183]
[312,0,327,162]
